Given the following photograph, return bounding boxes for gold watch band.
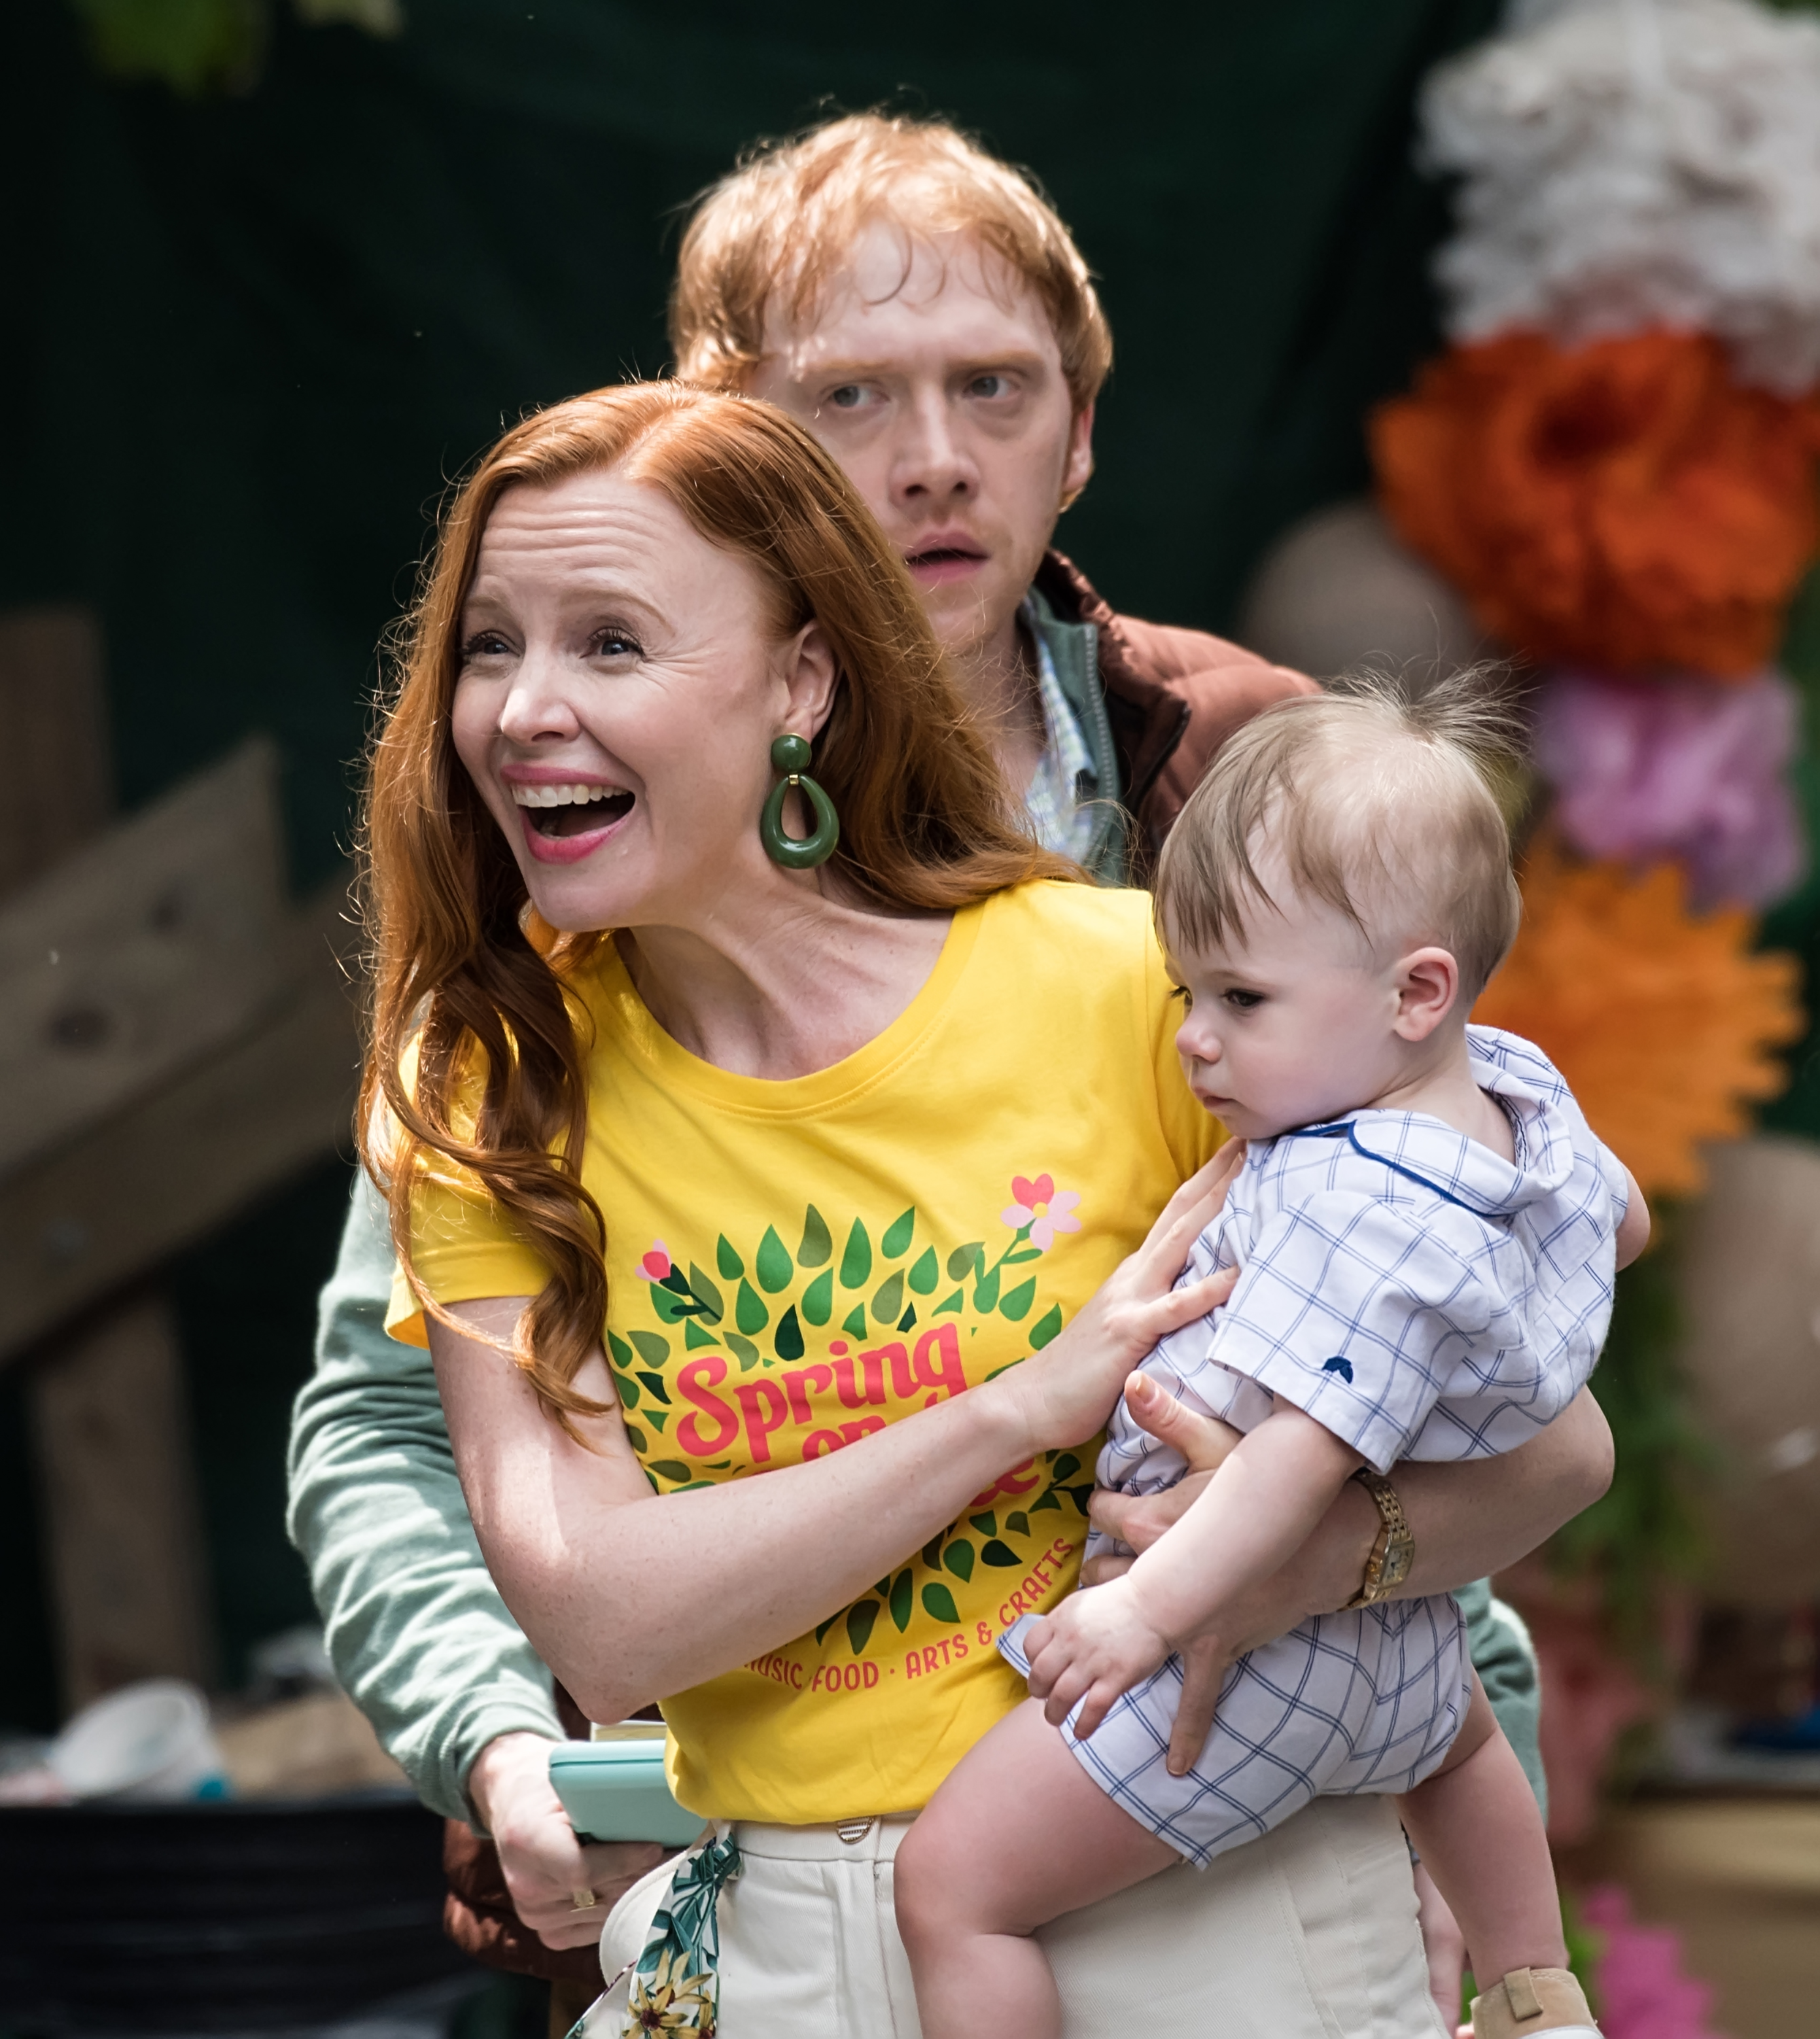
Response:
[1343,1468,1414,1609]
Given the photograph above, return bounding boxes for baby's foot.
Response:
[1469,1967,1599,2039]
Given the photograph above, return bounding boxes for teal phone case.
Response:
[547,1733,707,1847]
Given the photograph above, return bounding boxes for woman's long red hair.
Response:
[358,381,1077,1421]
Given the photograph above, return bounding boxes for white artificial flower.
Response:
[1424,0,1820,392]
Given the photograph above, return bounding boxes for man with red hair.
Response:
[666,114,1312,882]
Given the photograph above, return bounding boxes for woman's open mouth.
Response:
[509,781,635,860]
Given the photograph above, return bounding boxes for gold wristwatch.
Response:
[1343,1469,1414,1608]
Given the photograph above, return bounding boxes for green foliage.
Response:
[69,0,267,94]
[1547,1211,1710,1656]
[66,0,400,97]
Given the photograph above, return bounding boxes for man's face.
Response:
[746,224,1095,667]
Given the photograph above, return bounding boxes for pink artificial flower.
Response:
[1579,1885,1728,2039]
[640,1241,673,1281]
[1534,667,1807,909]
[1000,1174,1083,1252]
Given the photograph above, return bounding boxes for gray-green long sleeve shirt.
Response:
[287,1170,563,1822]
[287,1174,1545,1826]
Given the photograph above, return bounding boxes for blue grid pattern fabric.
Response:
[996,1029,1620,1863]
[1000,1597,1468,1868]
[1102,1026,1627,1486]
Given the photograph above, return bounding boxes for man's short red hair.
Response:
[669,112,1113,414]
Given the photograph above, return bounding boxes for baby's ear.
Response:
[1391,945,1460,1042]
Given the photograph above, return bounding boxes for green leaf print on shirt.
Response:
[735,1280,768,1334]
[627,1178,1093,1657]
[921,1583,961,1625]
[839,1219,872,1289]
[798,1205,833,1267]
[686,1266,724,1321]
[881,1206,915,1258]
[756,1226,794,1294]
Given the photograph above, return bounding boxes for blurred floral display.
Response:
[1374,0,1820,1833]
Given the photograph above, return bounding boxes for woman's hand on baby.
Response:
[998,1144,1243,1457]
[1021,1582,1174,1743]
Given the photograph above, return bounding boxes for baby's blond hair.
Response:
[1155,667,1524,1000]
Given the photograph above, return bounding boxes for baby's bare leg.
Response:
[895,1698,1178,2039]
[1399,1677,1588,2033]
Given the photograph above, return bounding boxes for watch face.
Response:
[1380,1538,1415,1590]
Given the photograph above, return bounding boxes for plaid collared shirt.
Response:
[998,1027,1619,1866]
[1017,599,1102,867]
[1104,1026,1627,1485]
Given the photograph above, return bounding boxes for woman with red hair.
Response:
[360,380,1589,2034]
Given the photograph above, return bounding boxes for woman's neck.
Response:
[616,887,953,1081]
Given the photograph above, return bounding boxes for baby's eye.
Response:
[1223,988,1265,1011]
[1169,983,1192,1009]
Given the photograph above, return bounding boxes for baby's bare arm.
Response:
[1615,1167,1650,1269]
[1023,1406,1361,1742]
[1120,1405,1363,1643]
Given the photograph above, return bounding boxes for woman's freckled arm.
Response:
[434,1300,1049,1724]
[431,1166,1239,1722]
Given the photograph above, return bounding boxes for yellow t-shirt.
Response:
[388,879,1220,1823]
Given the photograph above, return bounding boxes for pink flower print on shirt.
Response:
[640,1241,673,1281]
[1000,1174,1082,1253]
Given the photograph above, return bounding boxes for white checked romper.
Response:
[1000,1027,1626,1865]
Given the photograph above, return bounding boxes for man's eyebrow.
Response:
[794,348,1051,383]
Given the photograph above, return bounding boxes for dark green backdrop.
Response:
[3,0,1548,1728]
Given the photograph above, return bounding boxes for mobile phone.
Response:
[547,1726,707,1847]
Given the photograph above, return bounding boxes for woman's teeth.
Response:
[510,782,620,808]
[510,783,634,837]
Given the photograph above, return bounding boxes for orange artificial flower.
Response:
[1473,838,1804,1195]
[1372,330,1820,675]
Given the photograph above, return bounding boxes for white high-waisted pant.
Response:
[580,1794,1447,2038]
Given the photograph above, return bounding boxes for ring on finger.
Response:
[570,1887,599,1912]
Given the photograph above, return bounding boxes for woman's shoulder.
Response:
[974,879,1168,1029]
[985,878,1158,956]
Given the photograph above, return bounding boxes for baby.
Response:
[894,673,1646,2039]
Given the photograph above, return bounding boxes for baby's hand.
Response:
[1021,1583,1173,1742]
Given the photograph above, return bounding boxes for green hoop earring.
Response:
[760,732,841,869]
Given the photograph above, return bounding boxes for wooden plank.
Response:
[0,608,112,895]
[0,737,291,1179]
[0,878,363,1364]
[29,1292,215,1706]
